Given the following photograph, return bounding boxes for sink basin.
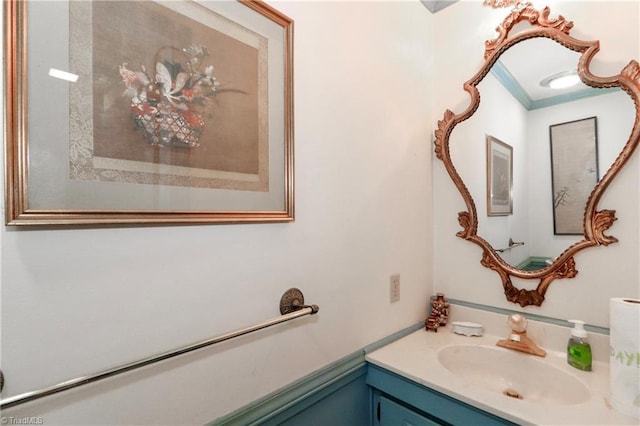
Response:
[437,345,591,405]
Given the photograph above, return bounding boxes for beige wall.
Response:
[0,1,434,423]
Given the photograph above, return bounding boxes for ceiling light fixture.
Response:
[540,71,581,90]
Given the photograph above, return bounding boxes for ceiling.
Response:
[491,37,617,110]
[420,1,458,14]
[419,2,617,109]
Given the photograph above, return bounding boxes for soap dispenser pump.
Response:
[567,320,592,371]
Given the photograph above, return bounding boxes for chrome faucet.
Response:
[496,314,546,357]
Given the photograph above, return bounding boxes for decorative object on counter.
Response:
[451,321,484,337]
[433,2,640,307]
[435,293,450,325]
[425,315,440,332]
[610,298,640,419]
[566,320,592,371]
[425,293,450,332]
[496,314,546,357]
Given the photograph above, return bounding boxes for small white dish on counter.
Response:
[451,321,483,336]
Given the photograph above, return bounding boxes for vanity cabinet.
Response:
[367,364,517,426]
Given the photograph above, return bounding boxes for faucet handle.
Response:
[507,314,527,333]
[498,313,546,357]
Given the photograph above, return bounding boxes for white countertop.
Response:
[366,312,638,425]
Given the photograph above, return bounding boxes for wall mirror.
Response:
[434,3,640,307]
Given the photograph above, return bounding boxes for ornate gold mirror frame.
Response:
[434,3,640,307]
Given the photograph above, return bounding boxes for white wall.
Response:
[433,1,640,326]
[449,72,530,266]
[527,91,636,259]
[0,1,434,423]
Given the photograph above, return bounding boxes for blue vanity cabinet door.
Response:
[367,364,517,426]
[378,395,442,426]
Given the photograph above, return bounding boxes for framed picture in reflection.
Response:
[550,116,599,235]
[486,135,513,216]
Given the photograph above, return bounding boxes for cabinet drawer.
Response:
[378,395,442,426]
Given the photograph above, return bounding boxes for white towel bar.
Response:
[0,288,318,409]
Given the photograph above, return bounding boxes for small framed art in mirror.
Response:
[486,135,513,216]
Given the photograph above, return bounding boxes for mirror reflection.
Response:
[449,37,635,271]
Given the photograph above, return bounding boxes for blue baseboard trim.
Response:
[209,322,423,425]
[208,352,365,426]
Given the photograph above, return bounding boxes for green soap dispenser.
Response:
[567,320,592,371]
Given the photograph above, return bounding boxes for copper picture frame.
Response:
[486,135,513,216]
[4,0,294,225]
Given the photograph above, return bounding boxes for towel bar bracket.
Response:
[280,287,319,315]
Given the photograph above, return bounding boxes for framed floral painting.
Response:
[4,0,294,225]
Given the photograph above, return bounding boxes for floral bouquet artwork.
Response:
[119,45,219,149]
